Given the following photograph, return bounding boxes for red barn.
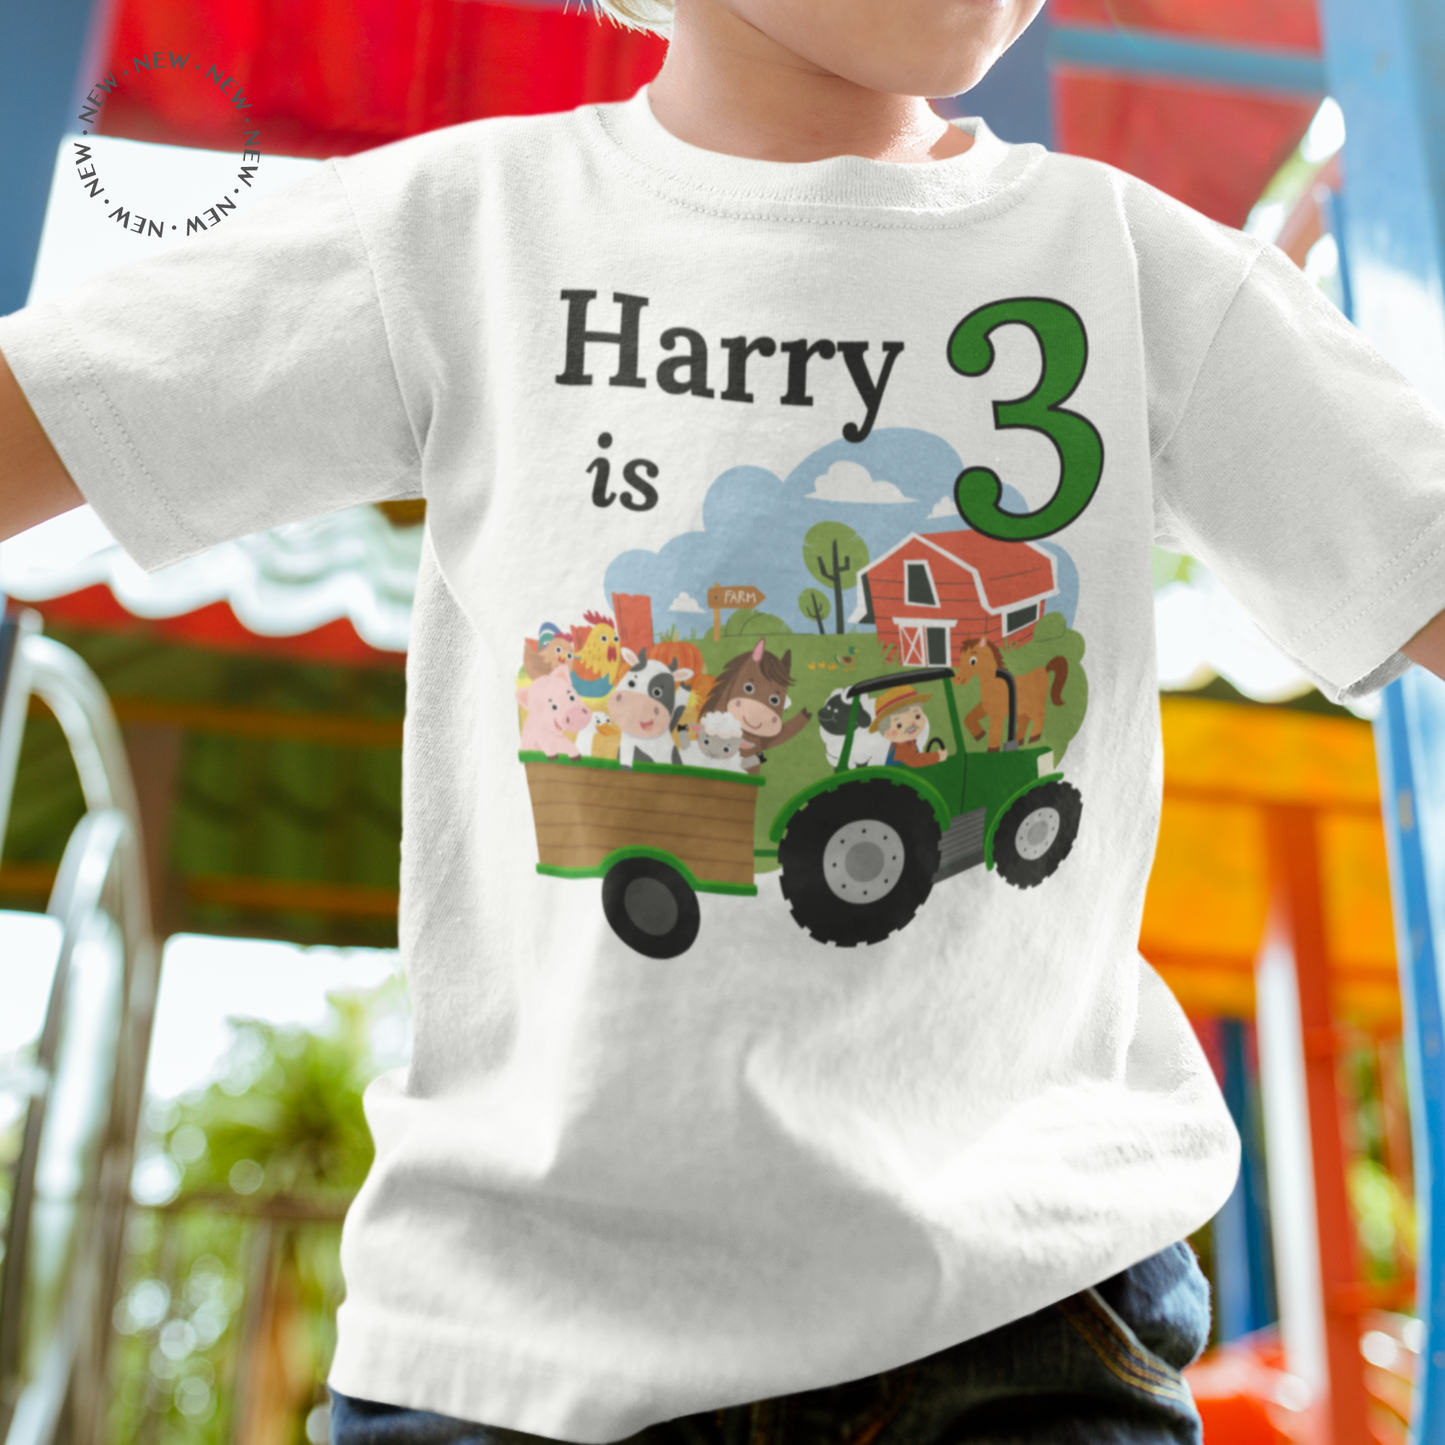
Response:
[853,531,1059,665]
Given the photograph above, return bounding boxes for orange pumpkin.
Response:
[651,640,704,677]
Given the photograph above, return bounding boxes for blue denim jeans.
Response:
[331,1243,1210,1445]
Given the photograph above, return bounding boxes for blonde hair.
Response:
[591,0,674,33]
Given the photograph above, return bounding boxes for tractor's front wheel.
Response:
[602,856,701,959]
[993,781,1082,889]
[778,781,941,946]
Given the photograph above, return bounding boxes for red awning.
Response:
[29,583,405,668]
[91,0,667,158]
[1051,0,1323,227]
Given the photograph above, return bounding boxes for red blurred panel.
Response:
[1053,71,1317,226]
[32,585,406,668]
[92,0,667,157]
[1188,1352,1302,1443]
[1050,0,1320,51]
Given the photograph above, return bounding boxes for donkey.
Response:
[702,638,812,771]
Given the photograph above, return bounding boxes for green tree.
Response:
[803,522,869,635]
[798,589,831,635]
[173,1001,378,1197]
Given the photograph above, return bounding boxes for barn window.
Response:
[905,561,938,606]
[1004,603,1040,635]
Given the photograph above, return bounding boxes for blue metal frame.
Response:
[1212,1018,1279,1340]
[936,9,1053,148]
[0,0,109,315]
[1377,678,1445,1443]
[1319,0,1445,412]
[1319,2,1445,1437]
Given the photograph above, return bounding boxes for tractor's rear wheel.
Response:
[602,857,700,959]
[778,781,941,946]
[993,781,1082,889]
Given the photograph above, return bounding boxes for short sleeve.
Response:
[1150,241,1445,701]
[0,160,422,571]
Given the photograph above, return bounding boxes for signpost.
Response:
[707,585,766,642]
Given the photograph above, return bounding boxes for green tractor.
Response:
[770,666,1082,946]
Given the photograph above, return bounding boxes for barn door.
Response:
[899,626,925,665]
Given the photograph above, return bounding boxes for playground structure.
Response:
[0,615,157,1444]
[2,0,1445,1441]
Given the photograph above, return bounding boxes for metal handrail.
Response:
[0,614,157,1445]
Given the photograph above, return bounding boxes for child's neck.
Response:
[647,3,973,166]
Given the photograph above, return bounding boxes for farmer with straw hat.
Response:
[870,685,948,769]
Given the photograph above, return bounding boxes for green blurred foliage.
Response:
[170,996,379,1198]
[1150,547,1197,591]
[1349,1158,1415,1279]
[1342,1041,1416,1287]
[105,979,405,1445]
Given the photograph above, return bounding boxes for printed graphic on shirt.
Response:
[515,426,1091,958]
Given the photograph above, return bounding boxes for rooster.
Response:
[570,611,627,702]
[521,623,575,680]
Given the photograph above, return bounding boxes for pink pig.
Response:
[517,669,591,757]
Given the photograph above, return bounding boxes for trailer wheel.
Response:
[778,781,941,947]
[993,781,1082,889]
[602,856,701,959]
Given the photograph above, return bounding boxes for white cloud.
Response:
[928,494,957,520]
[669,590,705,614]
[807,460,915,505]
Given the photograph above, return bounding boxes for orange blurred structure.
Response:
[1149,699,1397,1029]
[1149,698,1404,1444]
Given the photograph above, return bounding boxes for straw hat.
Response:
[870,686,930,731]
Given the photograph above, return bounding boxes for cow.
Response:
[610,649,693,767]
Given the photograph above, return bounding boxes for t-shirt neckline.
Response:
[591,86,1043,219]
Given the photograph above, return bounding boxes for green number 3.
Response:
[947,297,1103,542]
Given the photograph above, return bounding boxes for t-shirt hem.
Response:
[0,302,206,571]
[1289,501,1445,700]
[328,1306,670,1444]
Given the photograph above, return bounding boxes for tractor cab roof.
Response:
[845,668,956,701]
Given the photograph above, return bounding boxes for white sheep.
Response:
[679,711,752,772]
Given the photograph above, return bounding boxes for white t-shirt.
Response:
[5,89,1445,1443]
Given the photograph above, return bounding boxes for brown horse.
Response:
[702,638,812,771]
[955,638,1067,750]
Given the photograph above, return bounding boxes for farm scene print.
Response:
[515,427,1090,959]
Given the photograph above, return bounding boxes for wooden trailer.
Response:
[519,752,764,958]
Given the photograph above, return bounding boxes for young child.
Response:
[4,0,1445,1440]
